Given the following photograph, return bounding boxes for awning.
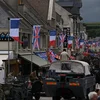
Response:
[20,54,49,67]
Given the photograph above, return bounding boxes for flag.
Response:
[10,18,22,44]
[59,33,66,47]
[92,41,96,47]
[49,30,56,47]
[75,38,79,49]
[87,41,92,48]
[33,25,41,50]
[47,49,56,63]
[79,39,84,48]
[67,36,73,48]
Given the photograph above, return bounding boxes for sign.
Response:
[0,32,14,41]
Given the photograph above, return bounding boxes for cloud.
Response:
[80,0,100,23]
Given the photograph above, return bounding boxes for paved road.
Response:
[40,97,76,100]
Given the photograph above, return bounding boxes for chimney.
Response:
[18,0,24,14]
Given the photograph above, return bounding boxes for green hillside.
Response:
[84,23,100,38]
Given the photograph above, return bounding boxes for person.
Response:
[60,49,70,61]
[95,89,100,98]
[29,71,38,82]
[88,91,98,100]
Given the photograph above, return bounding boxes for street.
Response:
[39,97,76,100]
[40,97,52,100]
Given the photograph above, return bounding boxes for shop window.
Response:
[21,34,31,49]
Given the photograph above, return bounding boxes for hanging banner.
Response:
[33,25,41,50]
[10,18,23,44]
[67,36,73,49]
[79,39,84,48]
[75,37,80,49]
[59,32,66,47]
[49,30,56,48]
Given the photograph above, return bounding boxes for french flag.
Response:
[49,30,56,47]
[67,36,73,49]
[79,39,84,48]
[10,18,23,44]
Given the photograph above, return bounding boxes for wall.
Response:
[0,42,13,50]
[55,3,73,36]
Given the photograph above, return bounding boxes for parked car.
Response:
[43,60,96,100]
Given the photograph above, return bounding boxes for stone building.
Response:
[0,0,60,75]
[55,3,73,50]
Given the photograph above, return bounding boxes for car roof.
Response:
[50,60,91,76]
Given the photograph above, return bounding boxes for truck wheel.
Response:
[52,96,61,100]
[32,80,42,93]
[34,93,40,100]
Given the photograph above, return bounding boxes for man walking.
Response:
[60,49,70,61]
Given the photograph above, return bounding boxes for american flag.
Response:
[59,33,66,47]
[33,25,41,50]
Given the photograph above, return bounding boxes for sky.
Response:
[80,0,100,23]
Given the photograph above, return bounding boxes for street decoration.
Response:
[33,25,41,50]
[49,30,56,48]
[67,36,73,49]
[10,18,22,44]
[59,32,66,47]
[75,37,80,49]
[79,39,84,48]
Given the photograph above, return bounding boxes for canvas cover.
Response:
[50,60,91,76]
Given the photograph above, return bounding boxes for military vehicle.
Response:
[43,60,96,100]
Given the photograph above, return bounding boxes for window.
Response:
[61,63,71,70]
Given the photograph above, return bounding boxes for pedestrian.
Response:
[29,71,38,82]
[88,91,98,100]
[95,89,100,100]
[60,49,70,61]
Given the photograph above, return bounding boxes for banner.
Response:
[33,25,41,50]
[79,39,84,48]
[75,37,79,49]
[49,30,56,47]
[10,18,22,44]
[59,32,66,47]
[67,36,73,49]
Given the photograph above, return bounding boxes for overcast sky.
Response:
[80,0,100,23]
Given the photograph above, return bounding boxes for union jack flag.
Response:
[75,38,79,49]
[48,49,56,63]
[59,33,66,47]
[33,25,41,50]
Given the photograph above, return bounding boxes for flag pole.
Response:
[8,17,10,75]
[31,26,33,73]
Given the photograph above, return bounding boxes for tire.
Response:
[52,96,61,100]
[34,93,40,100]
[32,80,42,93]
